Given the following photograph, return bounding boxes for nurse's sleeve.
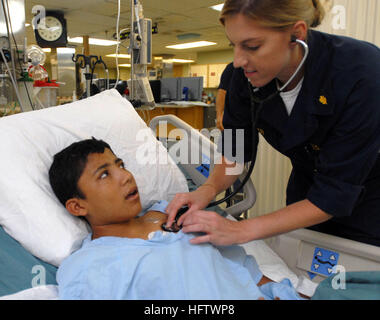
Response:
[307,78,380,217]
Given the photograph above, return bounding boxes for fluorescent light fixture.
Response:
[118,64,131,67]
[166,41,217,50]
[163,59,195,63]
[210,3,224,11]
[106,53,131,58]
[68,37,119,46]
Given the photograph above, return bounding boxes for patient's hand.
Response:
[257,275,309,300]
[257,275,274,286]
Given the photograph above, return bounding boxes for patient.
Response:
[49,138,304,300]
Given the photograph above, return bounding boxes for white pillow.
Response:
[0,89,188,266]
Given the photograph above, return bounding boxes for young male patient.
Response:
[49,138,304,300]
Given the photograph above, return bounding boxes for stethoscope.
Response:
[162,37,309,232]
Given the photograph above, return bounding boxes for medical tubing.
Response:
[2,0,16,84]
[2,0,34,110]
[90,57,109,89]
[114,0,121,89]
[205,39,308,209]
[206,83,264,208]
[0,48,25,112]
[278,39,309,92]
[2,0,33,110]
[106,69,110,90]
[134,0,143,37]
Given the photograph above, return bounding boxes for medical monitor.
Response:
[178,77,203,101]
[160,78,180,102]
[149,80,161,103]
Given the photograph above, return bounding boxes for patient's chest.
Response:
[137,211,167,239]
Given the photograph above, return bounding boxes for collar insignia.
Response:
[319,95,328,105]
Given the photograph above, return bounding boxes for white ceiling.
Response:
[24,0,231,68]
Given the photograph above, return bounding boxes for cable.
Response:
[134,0,142,37]
[2,0,34,110]
[0,47,25,112]
[1,0,16,80]
[5,0,34,109]
[277,39,309,92]
[207,39,309,209]
[114,0,121,89]
[89,57,109,91]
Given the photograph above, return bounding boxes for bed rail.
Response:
[149,115,256,217]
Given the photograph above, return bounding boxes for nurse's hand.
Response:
[181,210,243,246]
[165,185,216,229]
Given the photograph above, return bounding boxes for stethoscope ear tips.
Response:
[291,35,298,43]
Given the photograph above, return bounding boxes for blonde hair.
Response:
[220,0,326,29]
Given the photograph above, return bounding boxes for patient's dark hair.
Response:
[49,137,113,206]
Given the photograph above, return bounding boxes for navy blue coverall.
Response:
[220,30,380,246]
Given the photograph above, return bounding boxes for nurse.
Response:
[166,0,380,247]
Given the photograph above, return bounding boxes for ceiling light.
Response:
[163,59,195,63]
[42,48,51,53]
[210,3,224,11]
[118,64,131,67]
[166,41,217,50]
[106,53,131,58]
[68,37,119,46]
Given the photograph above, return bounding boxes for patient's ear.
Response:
[65,198,88,218]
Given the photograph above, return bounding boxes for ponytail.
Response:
[220,0,327,29]
[311,0,326,28]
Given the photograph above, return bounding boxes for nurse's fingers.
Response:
[181,209,218,225]
[189,234,211,245]
[165,193,187,215]
[182,223,209,236]
[182,211,244,246]
[179,209,210,227]
[165,193,191,228]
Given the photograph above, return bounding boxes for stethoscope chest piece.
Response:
[161,206,189,233]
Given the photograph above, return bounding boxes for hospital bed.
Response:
[148,114,380,286]
[0,89,379,300]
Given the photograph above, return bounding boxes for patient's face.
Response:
[77,148,142,226]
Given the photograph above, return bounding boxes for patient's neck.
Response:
[91,211,167,240]
[91,219,142,240]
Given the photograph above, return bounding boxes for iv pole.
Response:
[128,0,155,108]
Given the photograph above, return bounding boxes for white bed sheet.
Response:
[0,285,59,300]
[241,239,317,297]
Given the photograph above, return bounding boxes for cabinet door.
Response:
[208,63,227,88]
[190,65,208,87]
